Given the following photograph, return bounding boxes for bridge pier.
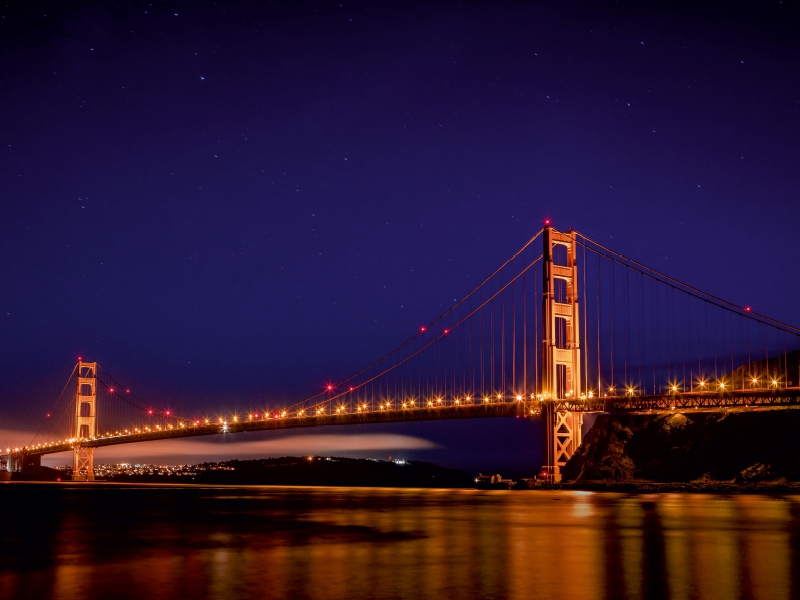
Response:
[72,446,95,481]
[1,452,40,477]
[3,453,18,473]
[21,452,41,476]
[541,404,582,482]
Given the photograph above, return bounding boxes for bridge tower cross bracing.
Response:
[73,361,97,481]
[541,225,583,482]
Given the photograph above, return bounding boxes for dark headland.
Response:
[557,407,800,494]
[555,351,800,493]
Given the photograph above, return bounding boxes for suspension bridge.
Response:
[3,224,799,482]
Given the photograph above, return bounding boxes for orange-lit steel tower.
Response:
[541,225,582,482]
[72,361,97,481]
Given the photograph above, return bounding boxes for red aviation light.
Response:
[420,326,426,332]
[148,410,153,415]
[544,219,551,226]
[744,306,752,312]
[109,388,115,393]
[126,389,130,393]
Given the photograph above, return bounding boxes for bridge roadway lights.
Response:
[11,402,532,462]
[105,402,529,440]
[550,389,800,413]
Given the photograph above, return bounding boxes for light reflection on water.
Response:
[0,484,798,600]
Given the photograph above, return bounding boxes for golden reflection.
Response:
[1,487,798,600]
[571,492,597,519]
[475,493,505,597]
[689,496,740,600]
[617,497,644,599]
[659,495,692,600]
[738,496,791,600]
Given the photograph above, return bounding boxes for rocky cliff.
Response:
[562,408,800,483]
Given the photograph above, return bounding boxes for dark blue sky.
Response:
[1,1,798,472]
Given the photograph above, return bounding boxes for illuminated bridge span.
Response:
[3,224,799,481]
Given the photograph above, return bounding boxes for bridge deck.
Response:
[7,389,800,460]
[15,402,526,457]
[553,388,800,412]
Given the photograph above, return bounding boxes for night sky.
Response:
[1,0,798,474]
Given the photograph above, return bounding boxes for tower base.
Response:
[541,403,582,483]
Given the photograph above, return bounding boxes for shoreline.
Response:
[4,477,800,495]
[548,480,800,494]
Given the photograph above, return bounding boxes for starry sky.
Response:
[1,0,798,474]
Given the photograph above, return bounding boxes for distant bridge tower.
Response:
[73,361,97,481]
[541,226,583,482]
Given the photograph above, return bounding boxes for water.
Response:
[1,483,798,600]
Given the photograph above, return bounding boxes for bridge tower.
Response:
[541,226,583,482]
[72,361,97,481]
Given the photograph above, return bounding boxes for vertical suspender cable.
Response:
[470,292,474,396]
[610,259,615,391]
[583,239,589,395]
[501,280,505,397]
[623,267,628,386]
[765,316,769,383]
[596,250,601,394]
[729,311,735,385]
[713,299,718,382]
[637,269,643,390]
[535,264,539,396]
[491,296,495,394]
[512,261,516,394]
[784,331,788,387]
[722,305,727,385]
[480,289,485,396]
[523,271,527,396]
[682,288,687,389]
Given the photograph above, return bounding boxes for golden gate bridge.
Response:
[3,224,799,482]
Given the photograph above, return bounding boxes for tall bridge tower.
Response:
[73,361,97,481]
[541,226,583,482]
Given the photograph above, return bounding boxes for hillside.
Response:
[726,349,799,389]
[562,408,800,483]
[108,456,475,488]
